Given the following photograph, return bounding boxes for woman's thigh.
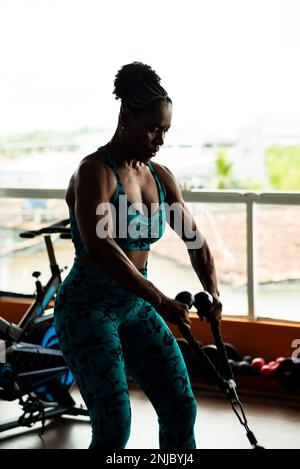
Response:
[118,301,195,408]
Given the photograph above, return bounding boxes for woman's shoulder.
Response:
[150,160,177,187]
[73,148,113,182]
[77,149,107,171]
[150,161,182,202]
[69,148,117,199]
[150,160,175,179]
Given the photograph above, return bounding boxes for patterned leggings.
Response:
[53,258,197,449]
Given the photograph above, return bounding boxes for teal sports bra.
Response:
[69,144,167,255]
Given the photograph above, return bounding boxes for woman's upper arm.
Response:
[73,160,112,256]
[160,165,185,205]
[159,164,203,248]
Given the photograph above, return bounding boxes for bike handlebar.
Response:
[19,219,71,238]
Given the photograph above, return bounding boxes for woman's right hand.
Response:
[154,295,192,330]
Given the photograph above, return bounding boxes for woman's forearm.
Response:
[188,238,220,296]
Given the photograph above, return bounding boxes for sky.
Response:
[1,0,300,141]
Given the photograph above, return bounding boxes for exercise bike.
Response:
[0,219,88,434]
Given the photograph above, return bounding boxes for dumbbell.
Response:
[225,344,240,362]
[260,361,280,377]
[277,358,300,389]
[176,338,202,376]
[199,343,239,366]
[252,357,285,377]
[237,360,256,376]
[228,359,239,375]
[228,359,256,376]
[251,357,266,373]
[243,355,254,364]
[199,344,221,381]
[251,357,275,376]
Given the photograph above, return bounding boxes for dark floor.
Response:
[0,384,299,449]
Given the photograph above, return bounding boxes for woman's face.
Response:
[123,100,172,162]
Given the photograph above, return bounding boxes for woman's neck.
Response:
[106,132,141,170]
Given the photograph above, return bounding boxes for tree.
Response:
[215,149,233,189]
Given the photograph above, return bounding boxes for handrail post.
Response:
[246,199,257,320]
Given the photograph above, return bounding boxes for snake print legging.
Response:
[53,258,197,449]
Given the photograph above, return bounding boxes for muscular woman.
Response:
[54,62,222,449]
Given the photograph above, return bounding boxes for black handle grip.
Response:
[60,233,72,239]
[19,219,71,238]
[176,290,234,381]
[19,231,36,238]
[194,291,214,313]
[194,291,233,380]
[175,291,194,308]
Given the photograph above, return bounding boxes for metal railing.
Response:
[1,187,300,320]
[182,189,300,320]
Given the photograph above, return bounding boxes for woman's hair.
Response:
[113,61,172,112]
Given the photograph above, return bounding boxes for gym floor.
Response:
[0,383,299,449]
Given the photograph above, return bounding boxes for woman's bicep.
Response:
[74,163,114,255]
[161,165,190,229]
[162,165,204,248]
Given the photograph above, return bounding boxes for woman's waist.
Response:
[57,255,148,302]
[75,251,148,272]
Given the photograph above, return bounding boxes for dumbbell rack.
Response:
[169,320,300,406]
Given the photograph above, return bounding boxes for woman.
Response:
[54,62,222,449]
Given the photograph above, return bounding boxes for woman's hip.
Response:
[54,257,147,319]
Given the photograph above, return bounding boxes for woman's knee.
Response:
[158,396,197,449]
[161,395,197,430]
[88,396,132,449]
[178,395,197,425]
[89,426,131,449]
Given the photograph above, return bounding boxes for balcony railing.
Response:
[1,187,300,321]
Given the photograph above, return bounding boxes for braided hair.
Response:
[113,62,172,112]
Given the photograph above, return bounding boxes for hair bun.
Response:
[113,62,161,101]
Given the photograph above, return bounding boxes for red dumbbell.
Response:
[251,357,266,373]
[260,361,280,376]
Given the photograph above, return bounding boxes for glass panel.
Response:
[150,203,248,316]
[0,198,73,294]
[257,205,300,322]
[0,134,111,190]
